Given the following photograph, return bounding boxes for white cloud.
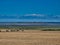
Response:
[25,14,45,17]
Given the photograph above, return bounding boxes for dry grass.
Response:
[0,30,60,45]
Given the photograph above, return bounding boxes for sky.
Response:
[0,0,60,22]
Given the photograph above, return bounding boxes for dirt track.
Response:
[0,30,60,45]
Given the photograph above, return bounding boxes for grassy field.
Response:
[0,26,60,31]
[0,30,60,45]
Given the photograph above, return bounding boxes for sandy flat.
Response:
[0,30,60,45]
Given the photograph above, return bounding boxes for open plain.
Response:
[0,30,60,45]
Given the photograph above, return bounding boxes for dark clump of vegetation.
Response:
[56,29,60,31]
[10,30,15,32]
[42,29,60,31]
[0,30,1,32]
[6,30,9,32]
[16,30,19,32]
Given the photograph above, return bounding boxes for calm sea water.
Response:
[0,22,60,26]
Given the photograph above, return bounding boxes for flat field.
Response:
[0,30,60,45]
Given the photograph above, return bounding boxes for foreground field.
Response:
[0,30,60,45]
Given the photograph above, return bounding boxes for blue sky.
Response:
[0,0,60,22]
